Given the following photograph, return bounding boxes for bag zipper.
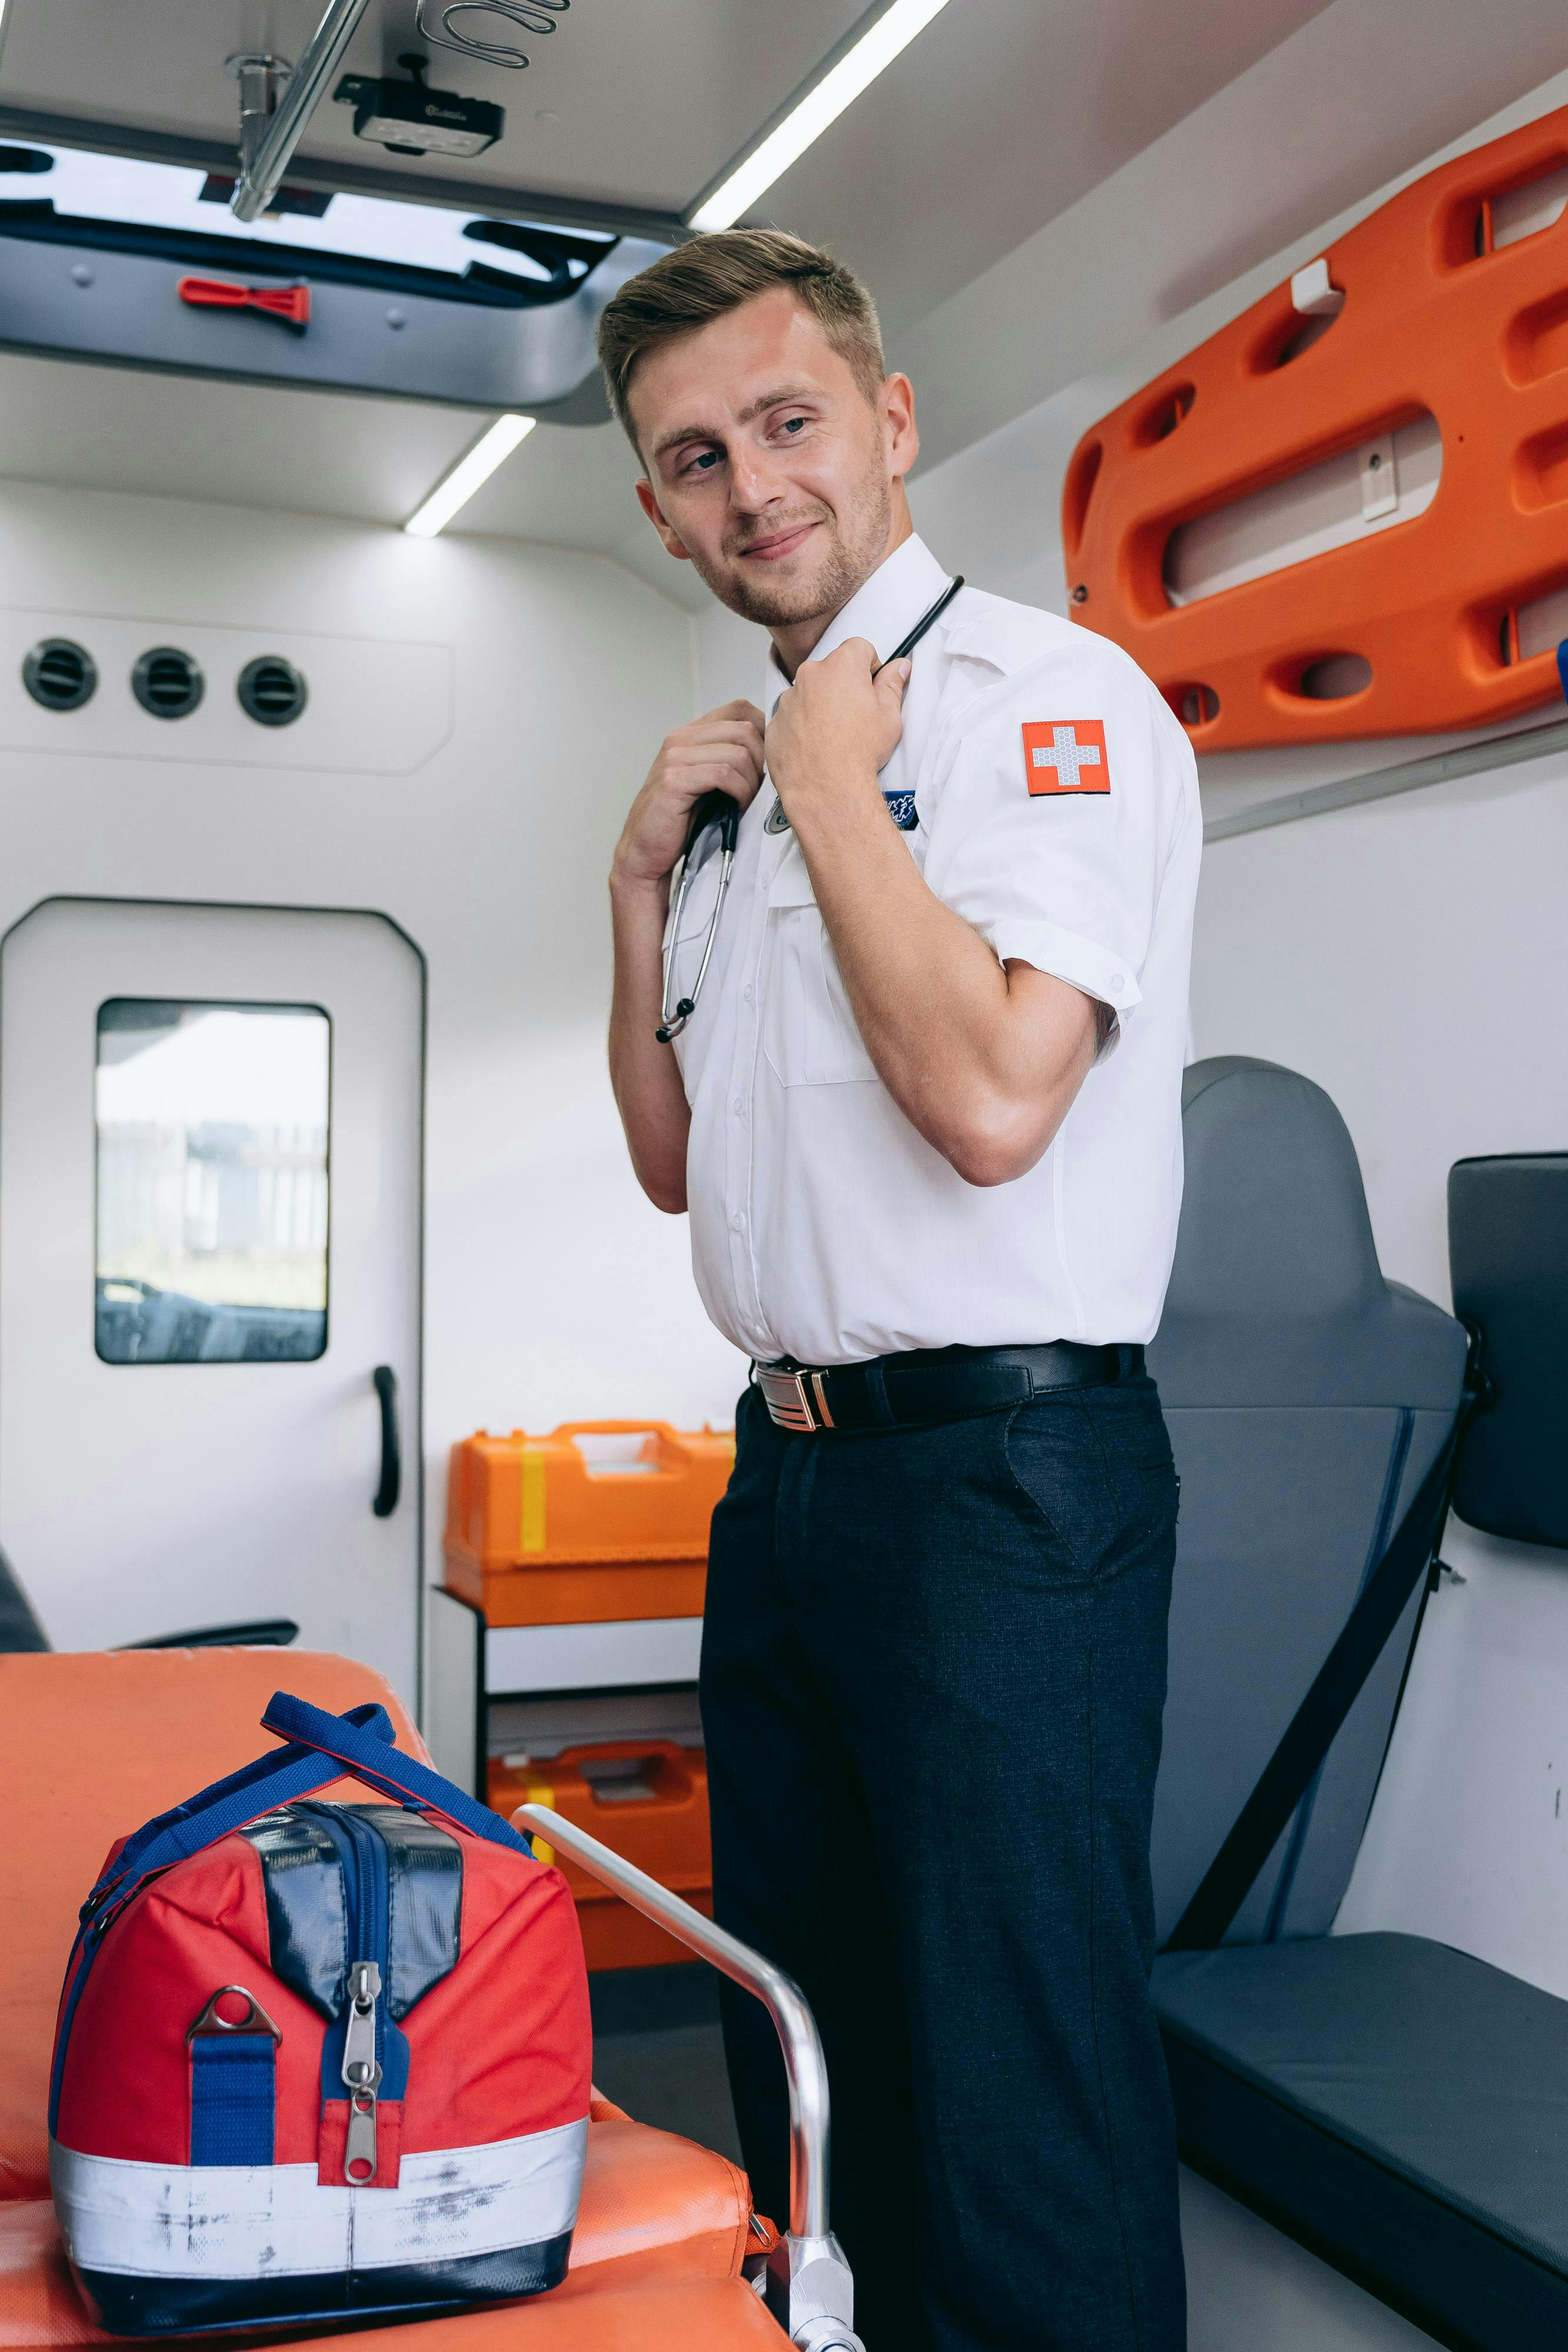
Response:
[337,1810,389,2184]
[299,1805,391,2184]
[341,1956,382,2182]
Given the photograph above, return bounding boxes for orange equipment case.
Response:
[444,1420,734,1627]
[1064,101,1568,749]
[446,1420,731,1969]
[489,1741,713,1972]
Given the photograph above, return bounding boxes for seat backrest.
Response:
[0,1649,425,2199]
[1449,1154,1568,1548]
[1146,1058,1467,1946]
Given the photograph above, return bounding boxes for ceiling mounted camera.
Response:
[334,55,503,158]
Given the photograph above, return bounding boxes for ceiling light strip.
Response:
[404,413,536,537]
[687,0,954,233]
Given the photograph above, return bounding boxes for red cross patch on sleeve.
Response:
[1022,719,1111,795]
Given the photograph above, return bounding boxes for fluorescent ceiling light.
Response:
[688,0,954,231]
[404,414,535,537]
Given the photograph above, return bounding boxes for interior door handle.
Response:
[372,1365,400,1518]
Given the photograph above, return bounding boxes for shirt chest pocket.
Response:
[762,853,878,1088]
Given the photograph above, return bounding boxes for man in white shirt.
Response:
[599,231,1199,2352]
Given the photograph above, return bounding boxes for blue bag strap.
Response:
[259,1691,532,1855]
[82,1702,398,1923]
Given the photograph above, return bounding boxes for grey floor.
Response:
[589,1963,744,2166]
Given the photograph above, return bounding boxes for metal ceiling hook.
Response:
[413,0,569,72]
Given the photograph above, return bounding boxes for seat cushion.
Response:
[0,2194,781,2346]
[0,2116,755,2348]
[571,2117,753,2281]
[0,1651,426,2199]
[372,2276,788,2346]
[1155,1930,1568,2349]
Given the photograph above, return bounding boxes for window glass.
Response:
[95,1000,329,1364]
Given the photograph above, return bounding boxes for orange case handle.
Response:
[547,1420,697,1471]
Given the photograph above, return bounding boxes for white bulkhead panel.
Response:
[0,606,452,773]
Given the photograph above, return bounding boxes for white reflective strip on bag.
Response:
[49,2117,588,2280]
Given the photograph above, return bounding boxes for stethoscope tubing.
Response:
[875,572,964,673]
[656,574,963,1042]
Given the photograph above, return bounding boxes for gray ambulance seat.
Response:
[1157,1934,1568,2347]
[1449,1152,1568,1548]
[1148,1057,1467,1946]
[1142,1064,1568,2348]
[1146,1090,1568,2348]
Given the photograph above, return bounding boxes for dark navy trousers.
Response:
[700,1372,1186,2352]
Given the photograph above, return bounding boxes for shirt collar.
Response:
[762,533,952,717]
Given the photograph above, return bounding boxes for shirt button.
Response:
[733,1095,745,1115]
[731,1211,745,1231]
[1109,973,1125,991]
[743,983,754,1003]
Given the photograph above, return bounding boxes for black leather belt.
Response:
[752,1341,1145,1434]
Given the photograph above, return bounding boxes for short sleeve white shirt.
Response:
[666,533,1201,1367]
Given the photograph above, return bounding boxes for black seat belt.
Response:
[1165,1396,1472,1955]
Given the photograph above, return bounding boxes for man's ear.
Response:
[635,476,693,563]
[882,370,919,483]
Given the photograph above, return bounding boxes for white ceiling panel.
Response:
[0,345,711,606]
[0,349,484,522]
[0,0,868,219]
[762,0,1338,342]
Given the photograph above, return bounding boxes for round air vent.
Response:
[131,646,205,720]
[236,654,308,728]
[22,636,97,711]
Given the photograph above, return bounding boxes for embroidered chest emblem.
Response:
[1022,719,1111,794]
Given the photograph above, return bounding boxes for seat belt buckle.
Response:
[755,1365,831,1432]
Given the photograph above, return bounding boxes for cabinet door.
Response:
[0,898,423,1701]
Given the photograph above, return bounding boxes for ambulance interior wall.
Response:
[837,63,1568,2013]
[0,477,749,1666]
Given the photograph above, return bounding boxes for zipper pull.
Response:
[342,1959,382,2183]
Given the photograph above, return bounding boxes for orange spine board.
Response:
[1064,103,1568,748]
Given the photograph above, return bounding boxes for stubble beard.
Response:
[695,466,894,630]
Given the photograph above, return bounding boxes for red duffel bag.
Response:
[47,1690,591,2337]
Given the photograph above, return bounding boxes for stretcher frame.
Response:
[516,1803,863,2352]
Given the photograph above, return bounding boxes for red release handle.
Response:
[178,276,310,332]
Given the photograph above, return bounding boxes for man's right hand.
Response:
[611,700,767,893]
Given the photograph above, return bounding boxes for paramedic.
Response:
[600,231,1201,2352]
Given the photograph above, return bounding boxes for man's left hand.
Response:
[767,639,910,831]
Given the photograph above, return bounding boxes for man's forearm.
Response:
[793,771,1096,1186]
[608,872,691,1214]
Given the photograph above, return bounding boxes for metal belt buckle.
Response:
[755,1365,831,1432]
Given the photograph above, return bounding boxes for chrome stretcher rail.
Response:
[515,1802,864,2352]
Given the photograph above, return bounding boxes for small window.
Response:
[95,1000,329,1365]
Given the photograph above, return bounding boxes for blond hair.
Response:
[596,229,885,446]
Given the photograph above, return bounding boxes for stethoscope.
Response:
[656,574,964,1043]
